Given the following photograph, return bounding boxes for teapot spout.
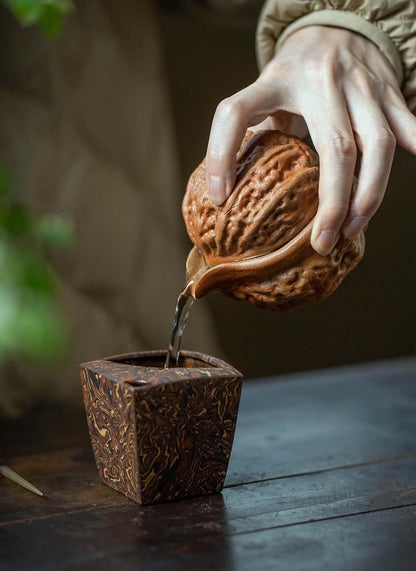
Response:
[185,246,211,299]
[185,247,229,299]
[185,220,316,301]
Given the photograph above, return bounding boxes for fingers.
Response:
[249,116,276,133]
[341,74,396,239]
[251,112,308,138]
[206,97,248,205]
[381,84,416,156]
[304,95,357,256]
[206,80,287,205]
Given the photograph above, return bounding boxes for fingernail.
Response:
[343,216,367,239]
[208,175,226,205]
[313,230,337,256]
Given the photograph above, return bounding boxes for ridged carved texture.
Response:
[182,130,365,311]
[184,130,319,263]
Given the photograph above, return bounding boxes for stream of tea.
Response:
[164,281,195,368]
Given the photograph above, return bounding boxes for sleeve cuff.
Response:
[275,9,404,87]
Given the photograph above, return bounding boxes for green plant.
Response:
[0,170,74,363]
[0,2,74,365]
[1,0,74,38]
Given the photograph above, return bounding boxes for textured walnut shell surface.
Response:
[182,130,365,312]
[184,130,320,264]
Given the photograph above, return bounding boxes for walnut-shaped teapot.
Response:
[182,130,365,312]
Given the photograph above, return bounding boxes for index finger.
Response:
[206,82,282,205]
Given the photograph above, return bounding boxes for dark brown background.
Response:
[157,2,416,377]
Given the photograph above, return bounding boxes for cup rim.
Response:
[80,349,243,379]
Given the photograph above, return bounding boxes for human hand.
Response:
[206,25,416,255]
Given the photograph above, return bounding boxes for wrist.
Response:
[275,25,398,88]
[279,25,369,55]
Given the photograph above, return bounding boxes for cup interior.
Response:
[105,352,216,369]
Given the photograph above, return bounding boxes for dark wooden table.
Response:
[1,357,416,570]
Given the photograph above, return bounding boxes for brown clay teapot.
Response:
[182,130,365,312]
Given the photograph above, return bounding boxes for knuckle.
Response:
[305,53,338,88]
[349,66,373,94]
[207,146,225,164]
[383,82,403,103]
[216,97,244,120]
[371,127,396,151]
[308,53,337,77]
[261,59,284,79]
[319,201,349,228]
[355,193,382,218]
[325,133,356,161]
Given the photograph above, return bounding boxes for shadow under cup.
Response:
[80,350,243,504]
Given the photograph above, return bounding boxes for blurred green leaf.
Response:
[20,252,55,294]
[39,4,63,38]
[0,203,32,237]
[35,216,74,248]
[0,288,69,363]
[0,168,74,364]
[1,0,74,38]
[2,0,42,26]
[12,297,69,363]
[0,0,76,365]
[0,169,13,197]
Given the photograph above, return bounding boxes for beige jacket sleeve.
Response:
[256,0,416,110]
